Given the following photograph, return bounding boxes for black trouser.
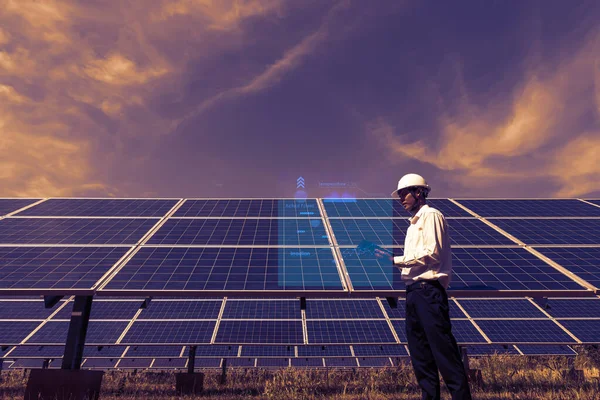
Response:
[405,280,472,400]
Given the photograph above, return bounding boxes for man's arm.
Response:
[394,212,446,267]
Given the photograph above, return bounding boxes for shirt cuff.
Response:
[393,256,404,265]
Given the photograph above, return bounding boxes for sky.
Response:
[1,0,599,199]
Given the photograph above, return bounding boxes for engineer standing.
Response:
[375,173,472,400]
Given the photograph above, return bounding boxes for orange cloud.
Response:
[371,31,600,197]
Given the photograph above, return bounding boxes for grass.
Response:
[2,346,600,399]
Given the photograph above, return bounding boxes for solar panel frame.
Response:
[25,321,128,345]
[475,320,576,344]
[554,320,600,343]
[136,300,223,320]
[215,320,304,344]
[0,300,63,319]
[488,218,600,245]
[307,320,397,344]
[532,247,600,292]
[222,300,301,319]
[454,199,600,217]
[0,199,42,217]
[0,321,44,345]
[120,321,216,345]
[15,199,180,217]
[304,299,385,319]
[174,199,321,218]
[536,298,600,318]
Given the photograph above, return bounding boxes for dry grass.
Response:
[2,346,600,399]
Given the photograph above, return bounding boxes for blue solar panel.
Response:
[10,345,126,358]
[256,358,290,367]
[10,359,59,369]
[0,301,59,319]
[305,300,384,319]
[0,199,40,216]
[174,199,320,218]
[557,320,600,343]
[0,247,130,291]
[121,321,216,344]
[291,358,323,367]
[456,199,600,217]
[227,358,255,367]
[515,345,577,355]
[222,300,300,319]
[538,299,600,318]
[325,357,357,367]
[381,300,466,319]
[359,357,392,367]
[147,218,329,246]
[195,345,238,357]
[54,301,141,320]
[0,218,157,245]
[16,199,178,217]
[297,345,352,357]
[323,199,472,218]
[152,358,187,368]
[215,321,303,344]
[489,219,600,245]
[307,321,396,344]
[0,321,42,344]
[533,247,600,289]
[125,346,184,357]
[194,358,222,367]
[84,358,119,368]
[119,358,153,368]
[353,344,408,356]
[586,200,600,207]
[476,320,575,343]
[329,219,513,246]
[27,321,127,344]
[137,300,222,319]
[465,345,519,356]
[457,299,546,318]
[103,247,343,292]
[345,247,586,292]
[391,320,486,344]
[83,346,127,357]
[240,345,295,357]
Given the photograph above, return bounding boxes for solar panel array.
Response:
[0,197,599,368]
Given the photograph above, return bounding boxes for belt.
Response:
[406,279,443,292]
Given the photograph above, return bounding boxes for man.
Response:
[375,173,471,400]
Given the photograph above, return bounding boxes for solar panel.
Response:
[215,321,303,344]
[489,219,600,245]
[193,358,222,367]
[121,321,216,344]
[125,346,184,357]
[291,358,323,367]
[537,298,600,318]
[392,320,486,344]
[533,247,600,289]
[10,345,126,358]
[256,358,289,367]
[118,358,153,368]
[0,199,40,216]
[222,300,300,319]
[10,359,59,369]
[0,218,157,245]
[174,199,320,218]
[54,301,141,320]
[0,247,130,292]
[227,358,255,367]
[345,247,586,293]
[26,321,128,345]
[146,218,329,246]
[455,199,600,217]
[586,200,600,207]
[297,345,352,357]
[465,345,519,356]
[304,300,384,319]
[16,199,178,217]
[456,299,546,318]
[307,321,396,344]
[329,218,513,246]
[556,320,600,343]
[358,357,392,367]
[137,300,222,319]
[0,301,59,319]
[102,247,343,293]
[152,358,187,368]
[240,345,295,357]
[0,321,41,344]
[325,357,357,367]
[195,345,239,357]
[515,345,577,356]
[476,320,575,343]
[82,359,118,368]
[352,344,408,356]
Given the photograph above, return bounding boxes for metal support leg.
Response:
[61,295,93,370]
[187,346,197,373]
[220,358,227,384]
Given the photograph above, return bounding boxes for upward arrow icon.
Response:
[297,177,305,189]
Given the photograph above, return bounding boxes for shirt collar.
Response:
[409,204,429,224]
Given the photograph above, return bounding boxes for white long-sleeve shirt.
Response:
[393,204,452,289]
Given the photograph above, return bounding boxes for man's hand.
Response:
[374,248,394,263]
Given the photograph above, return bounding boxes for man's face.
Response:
[398,188,418,212]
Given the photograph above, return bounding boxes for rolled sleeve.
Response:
[402,213,445,267]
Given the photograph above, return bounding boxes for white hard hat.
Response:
[391,173,431,198]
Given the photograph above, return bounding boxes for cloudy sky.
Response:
[1,0,599,199]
